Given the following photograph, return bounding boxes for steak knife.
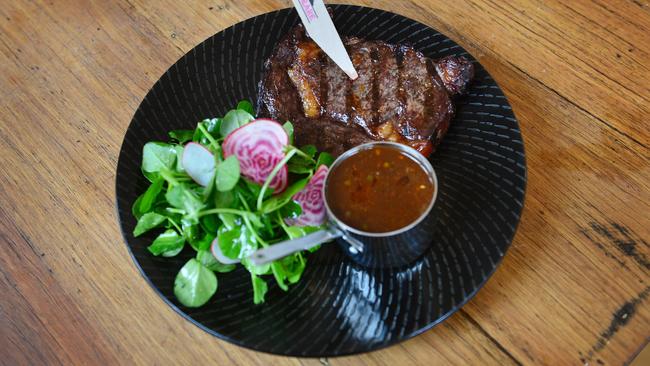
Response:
[291,0,358,80]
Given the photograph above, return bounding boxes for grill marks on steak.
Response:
[401,46,432,140]
[287,41,323,118]
[349,42,376,135]
[426,58,455,147]
[258,25,473,156]
[375,43,400,133]
[324,55,350,124]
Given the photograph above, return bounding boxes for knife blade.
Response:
[291,0,358,80]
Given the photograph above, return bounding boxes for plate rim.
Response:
[114,3,528,357]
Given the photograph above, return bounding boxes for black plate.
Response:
[116,5,526,357]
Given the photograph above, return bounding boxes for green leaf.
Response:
[217,226,241,259]
[191,232,215,252]
[174,258,217,307]
[260,214,275,237]
[217,220,257,259]
[232,182,261,208]
[287,151,315,173]
[284,225,321,240]
[271,254,306,289]
[251,274,268,304]
[133,212,167,237]
[247,212,264,229]
[260,177,309,214]
[236,100,255,115]
[183,198,205,224]
[238,181,270,211]
[197,250,236,273]
[241,257,271,275]
[132,193,145,220]
[161,246,184,257]
[203,118,220,133]
[165,184,205,223]
[215,155,240,192]
[243,179,263,198]
[142,142,177,173]
[286,145,316,174]
[165,185,184,208]
[162,212,182,229]
[193,118,221,143]
[181,219,199,244]
[219,213,238,230]
[307,244,321,253]
[200,214,220,233]
[277,177,310,199]
[147,229,185,256]
[282,121,294,145]
[300,144,317,158]
[169,129,194,143]
[202,170,215,200]
[138,176,164,214]
[215,189,235,208]
[284,254,306,283]
[287,163,313,174]
[279,200,302,220]
[174,145,185,172]
[142,170,159,183]
[271,262,288,291]
[192,127,201,143]
[220,109,254,137]
[316,151,335,168]
[283,225,325,253]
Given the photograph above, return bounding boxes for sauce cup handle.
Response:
[335,229,364,254]
[248,228,341,266]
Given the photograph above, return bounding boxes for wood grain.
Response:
[1,0,648,365]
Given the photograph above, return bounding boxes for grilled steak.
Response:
[257,24,473,156]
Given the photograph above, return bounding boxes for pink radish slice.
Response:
[211,237,240,264]
[182,142,216,186]
[226,119,289,145]
[285,165,329,227]
[222,119,289,193]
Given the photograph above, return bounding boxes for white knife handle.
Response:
[292,0,358,80]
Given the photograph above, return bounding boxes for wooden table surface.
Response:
[2,0,649,365]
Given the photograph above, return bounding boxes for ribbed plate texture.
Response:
[116,5,526,357]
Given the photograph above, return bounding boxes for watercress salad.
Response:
[132,100,334,306]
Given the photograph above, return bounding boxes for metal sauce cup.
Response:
[324,141,438,268]
[245,142,438,269]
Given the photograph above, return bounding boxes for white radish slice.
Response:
[210,237,240,264]
[182,142,216,186]
[222,119,289,193]
[284,165,329,227]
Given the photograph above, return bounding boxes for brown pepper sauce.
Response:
[326,146,434,233]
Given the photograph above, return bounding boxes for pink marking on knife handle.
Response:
[298,0,317,22]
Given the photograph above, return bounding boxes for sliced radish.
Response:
[211,237,240,264]
[285,165,329,227]
[182,142,216,186]
[225,118,289,145]
[222,119,289,193]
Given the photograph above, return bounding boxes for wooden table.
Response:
[2,0,648,364]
